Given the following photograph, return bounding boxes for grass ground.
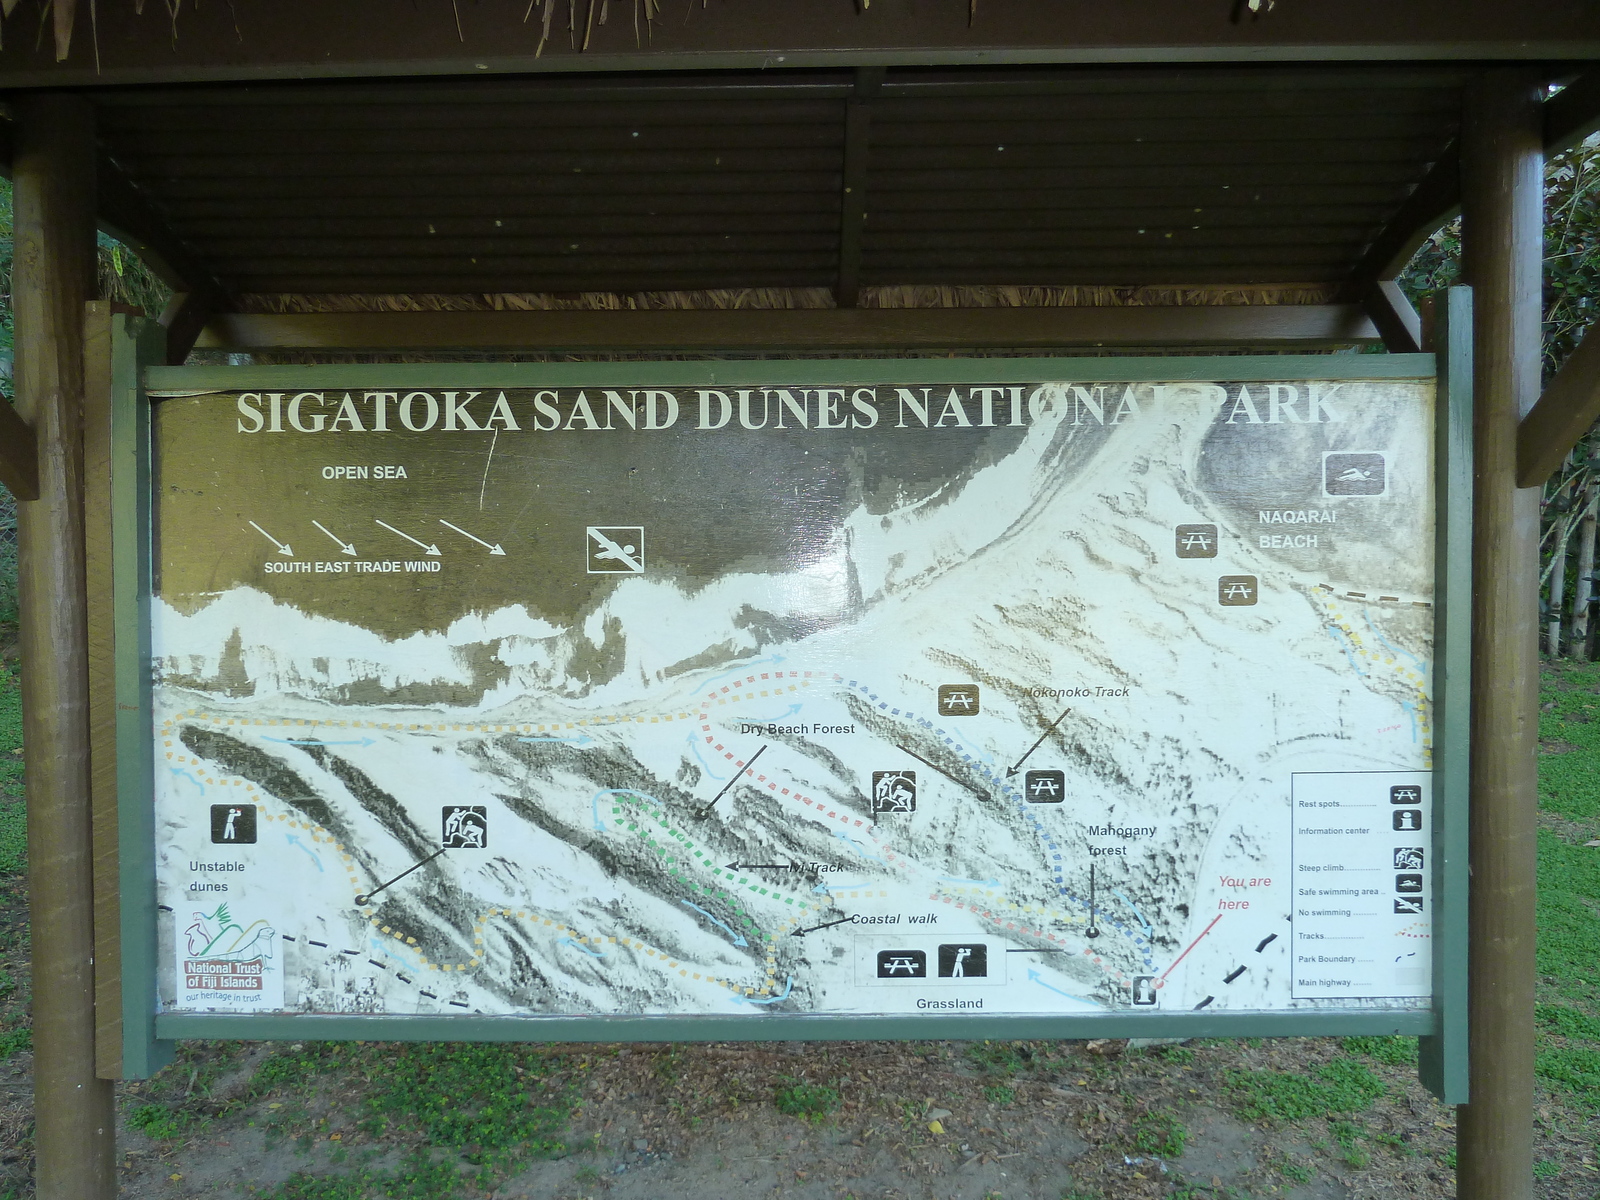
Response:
[0,660,1591,1197]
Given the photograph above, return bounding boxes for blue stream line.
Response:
[680,899,749,947]
[1026,967,1102,1007]
[559,936,607,958]
[262,735,376,747]
[687,734,730,781]
[284,833,323,871]
[844,677,1154,971]
[1113,890,1154,938]
[731,975,794,1005]
[170,767,205,795]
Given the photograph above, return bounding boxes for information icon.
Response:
[877,950,926,978]
[1175,524,1219,558]
[1024,769,1065,803]
[587,526,645,573]
[1392,809,1422,832]
[1218,575,1258,606]
[210,803,257,845]
[1132,976,1158,1005]
[442,805,488,848]
[871,771,917,814]
[937,684,980,716]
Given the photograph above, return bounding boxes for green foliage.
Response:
[1534,1158,1563,1179]
[982,1083,1016,1106]
[1398,134,1600,381]
[126,1102,191,1139]
[1129,1110,1187,1158]
[1535,829,1600,985]
[359,1044,572,1164]
[258,1152,463,1200]
[1537,1003,1600,1041]
[1340,1035,1419,1065]
[1535,1045,1600,1106]
[965,1039,1028,1076]
[772,1078,841,1121]
[1225,1057,1385,1123]
[1156,1045,1195,1065]
[0,1025,28,1060]
[1329,1119,1370,1167]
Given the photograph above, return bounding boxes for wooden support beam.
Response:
[193,303,1384,353]
[95,155,225,299]
[1343,143,1461,294]
[1516,323,1600,487]
[834,67,881,309]
[1362,279,1424,352]
[1457,67,1544,1200]
[0,400,39,501]
[12,92,118,1200]
[158,288,222,366]
[1545,70,1600,153]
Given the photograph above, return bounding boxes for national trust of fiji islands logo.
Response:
[183,901,277,994]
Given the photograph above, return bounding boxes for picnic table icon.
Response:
[587,526,645,573]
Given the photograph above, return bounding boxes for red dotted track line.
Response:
[697,671,904,867]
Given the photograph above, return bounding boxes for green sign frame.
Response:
[108,302,1472,1103]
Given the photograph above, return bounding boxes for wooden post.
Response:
[1457,68,1544,1200]
[11,95,118,1198]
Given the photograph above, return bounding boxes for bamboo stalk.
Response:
[1572,482,1598,655]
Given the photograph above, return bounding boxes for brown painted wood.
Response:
[82,301,126,1080]
[1362,279,1424,352]
[1516,322,1600,487]
[1457,67,1545,1200]
[192,304,1382,352]
[0,398,39,502]
[11,92,117,1200]
[158,289,223,366]
[0,0,1595,87]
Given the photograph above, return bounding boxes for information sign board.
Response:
[114,350,1468,1092]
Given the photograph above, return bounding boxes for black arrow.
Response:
[1005,706,1072,777]
[1084,863,1101,939]
[789,916,851,937]
[723,861,802,871]
[697,744,768,816]
[895,743,988,799]
[355,846,447,907]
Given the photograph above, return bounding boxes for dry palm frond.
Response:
[244,282,1335,316]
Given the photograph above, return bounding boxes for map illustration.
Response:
[149,374,1436,1018]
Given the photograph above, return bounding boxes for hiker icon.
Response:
[210,803,257,844]
[938,944,988,978]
